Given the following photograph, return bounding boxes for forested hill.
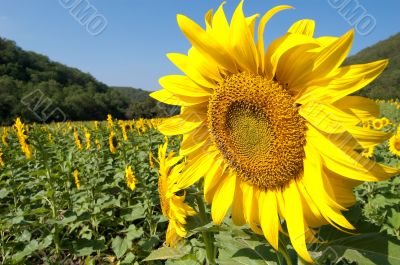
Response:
[347,32,400,99]
[0,37,172,125]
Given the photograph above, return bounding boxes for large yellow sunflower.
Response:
[151,1,398,262]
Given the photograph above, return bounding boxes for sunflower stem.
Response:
[278,235,293,265]
[195,193,216,265]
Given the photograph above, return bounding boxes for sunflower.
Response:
[361,145,375,159]
[14,118,32,159]
[125,165,137,191]
[95,138,101,150]
[50,133,56,143]
[389,135,400,157]
[1,128,8,147]
[149,150,155,169]
[151,2,398,262]
[109,131,118,154]
[118,120,129,141]
[361,120,370,129]
[73,129,83,150]
[73,169,80,190]
[372,118,383,130]
[157,139,196,247]
[381,117,391,126]
[0,149,4,167]
[107,114,114,129]
[84,127,91,150]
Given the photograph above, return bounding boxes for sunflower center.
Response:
[395,141,400,151]
[227,103,274,159]
[208,72,307,190]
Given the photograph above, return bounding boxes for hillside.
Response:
[0,38,170,125]
[112,86,150,102]
[346,32,400,99]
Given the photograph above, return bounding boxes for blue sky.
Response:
[0,0,399,91]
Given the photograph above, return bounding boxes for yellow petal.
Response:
[312,29,354,77]
[160,75,212,97]
[204,156,225,203]
[158,107,206,136]
[231,178,245,226]
[332,96,379,121]
[289,30,354,93]
[347,126,391,148]
[283,182,313,263]
[150,89,207,107]
[276,43,320,92]
[276,191,286,220]
[265,33,318,79]
[229,0,259,73]
[296,59,388,105]
[180,126,210,156]
[296,181,327,227]
[171,150,219,194]
[167,53,216,89]
[211,171,236,224]
[245,14,259,38]
[211,2,229,45]
[204,9,213,31]
[307,124,399,182]
[322,167,361,208]
[316,36,338,47]
[241,182,262,234]
[288,19,315,36]
[177,14,237,73]
[188,47,223,83]
[259,190,280,250]
[256,5,293,73]
[300,101,362,132]
[302,143,355,230]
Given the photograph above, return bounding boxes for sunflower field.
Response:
[0,100,399,265]
[2,1,400,264]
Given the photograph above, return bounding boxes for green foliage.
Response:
[0,120,175,264]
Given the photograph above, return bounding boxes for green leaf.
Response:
[140,236,160,253]
[123,224,144,240]
[112,236,131,259]
[388,209,400,229]
[12,240,39,262]
[215,229,278,265]
[317,233,400,265]
[120,204,146,222]
[56,212,77,225]
[73,239,106,257]
[0,188,10,199]
[121,252,136,265]
[165,254,200,265]
[144,246,188,261]
[38,235,53,250]
[19,230,31,242]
